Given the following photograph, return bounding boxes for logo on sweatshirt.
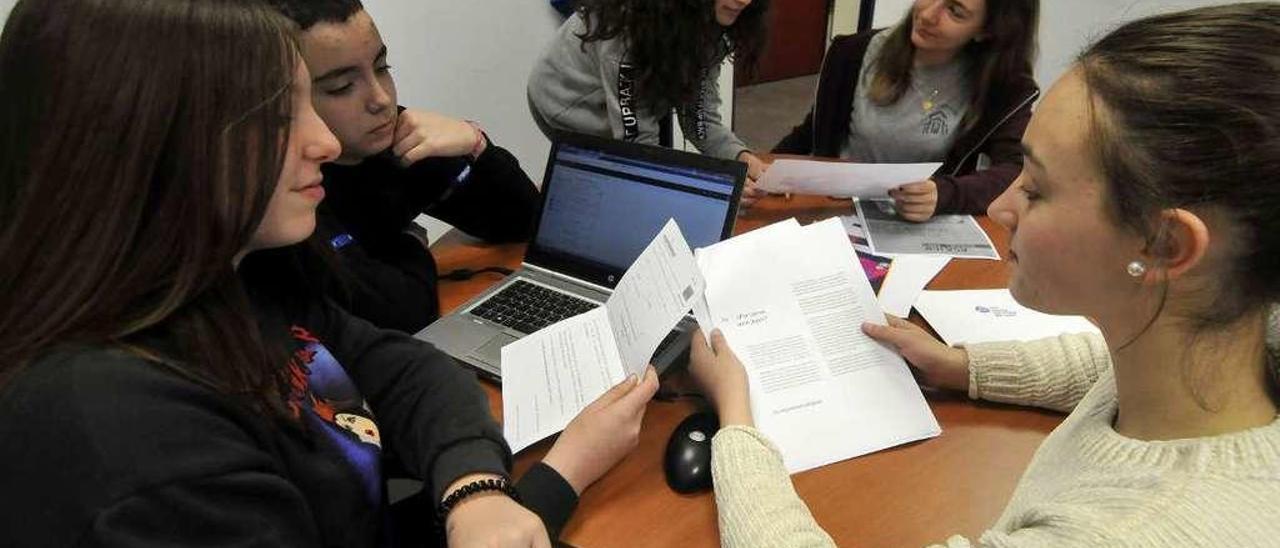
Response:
[618,61,639,141]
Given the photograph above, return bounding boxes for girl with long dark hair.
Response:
[776,0,1039,221]
[528,0,772,185]
[0,0,658,545]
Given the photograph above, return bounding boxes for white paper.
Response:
[698,218,940,473]
[694,218,803,345]
[501,308,624,452]
[502,219,702,452]
[877,255,951,317]
[914,289,1101,346]
[607,220,704,377]
[855,200,1001,260]
[757,159,942,199]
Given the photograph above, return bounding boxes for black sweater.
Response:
[0,295,573,546]
[317,137,540,334]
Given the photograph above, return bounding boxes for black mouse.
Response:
[664,411,719,494]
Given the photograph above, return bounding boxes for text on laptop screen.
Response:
[535,144,736,271]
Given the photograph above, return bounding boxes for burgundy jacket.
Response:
[773,29,1040,214]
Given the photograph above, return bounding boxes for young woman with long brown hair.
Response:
[696,3,1280,545]
[776,0,1039,221]
[0,0,659,545]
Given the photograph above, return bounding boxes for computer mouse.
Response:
[664,411,719,494]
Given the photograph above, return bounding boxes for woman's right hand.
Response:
[861,315,970,392]
[541,366,659,494]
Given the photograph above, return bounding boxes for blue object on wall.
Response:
[550,0,573,17]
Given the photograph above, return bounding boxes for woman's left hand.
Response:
[888,179,938,222]
[542,366,659,494]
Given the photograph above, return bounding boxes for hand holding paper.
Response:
[502,219,702,452]
[755,159,942,199]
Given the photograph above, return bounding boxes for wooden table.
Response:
[432,195,1064,547]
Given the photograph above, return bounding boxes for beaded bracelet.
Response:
[436,476,519,526]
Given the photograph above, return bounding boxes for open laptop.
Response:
[416,131,746,381]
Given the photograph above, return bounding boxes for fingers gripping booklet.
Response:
[502,220,704,453]
[502,218,940,472]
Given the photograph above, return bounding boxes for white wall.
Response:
[1,0,14,22]
[870,0,1237,92]
[370,2,736,168]
[365,1,565,181]
[831,0,863,38]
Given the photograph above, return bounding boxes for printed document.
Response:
[757,159,942,199]
[914,289,1101,346]
[502,220,702,452]
[855,200,1000,260]
[696,218,940,473]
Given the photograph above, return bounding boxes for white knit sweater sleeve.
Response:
[709,428,1076,548]
[711,426,836,548]
[963,332,1111,413]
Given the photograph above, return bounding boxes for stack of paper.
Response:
[914,289,1101,346]
[694,218,940,473]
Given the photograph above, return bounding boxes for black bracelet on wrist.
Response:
[436,476,520,526]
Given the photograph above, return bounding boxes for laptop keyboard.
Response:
[469,280,599,335]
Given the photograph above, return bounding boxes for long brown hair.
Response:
[576,0,771,113]
[1078,3,1280,390]
[869,0,1039,133]
[0,0,299,413]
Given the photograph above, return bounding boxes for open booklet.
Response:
[693,218,940,473]
[502,219,704,452]
[502,218,940,473]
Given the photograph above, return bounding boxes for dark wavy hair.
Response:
[576,0,771,112]
[869,0,1039,133]
[265,0,364,30]
[0,0,300,415]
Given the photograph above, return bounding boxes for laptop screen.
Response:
[526,137,743,288]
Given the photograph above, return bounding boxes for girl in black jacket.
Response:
[0,0,656,546]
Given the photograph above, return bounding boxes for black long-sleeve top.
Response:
[316,136,540,334]
[0,290,576,546]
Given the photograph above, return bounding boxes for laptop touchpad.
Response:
[470,333,519,366]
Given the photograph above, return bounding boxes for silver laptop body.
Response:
[415,131,746,381]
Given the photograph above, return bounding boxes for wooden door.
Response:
[736,0,831,86]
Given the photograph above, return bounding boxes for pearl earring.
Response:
[1126,261,1147,278]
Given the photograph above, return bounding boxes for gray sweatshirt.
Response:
[527,12,749,160]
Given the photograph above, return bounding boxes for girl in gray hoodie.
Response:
[528,0,771,184]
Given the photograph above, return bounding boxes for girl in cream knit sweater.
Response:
[688,4,1280,547]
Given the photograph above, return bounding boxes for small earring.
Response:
[1126,261,1147,278]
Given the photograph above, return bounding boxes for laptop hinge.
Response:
[522,263,615,296]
